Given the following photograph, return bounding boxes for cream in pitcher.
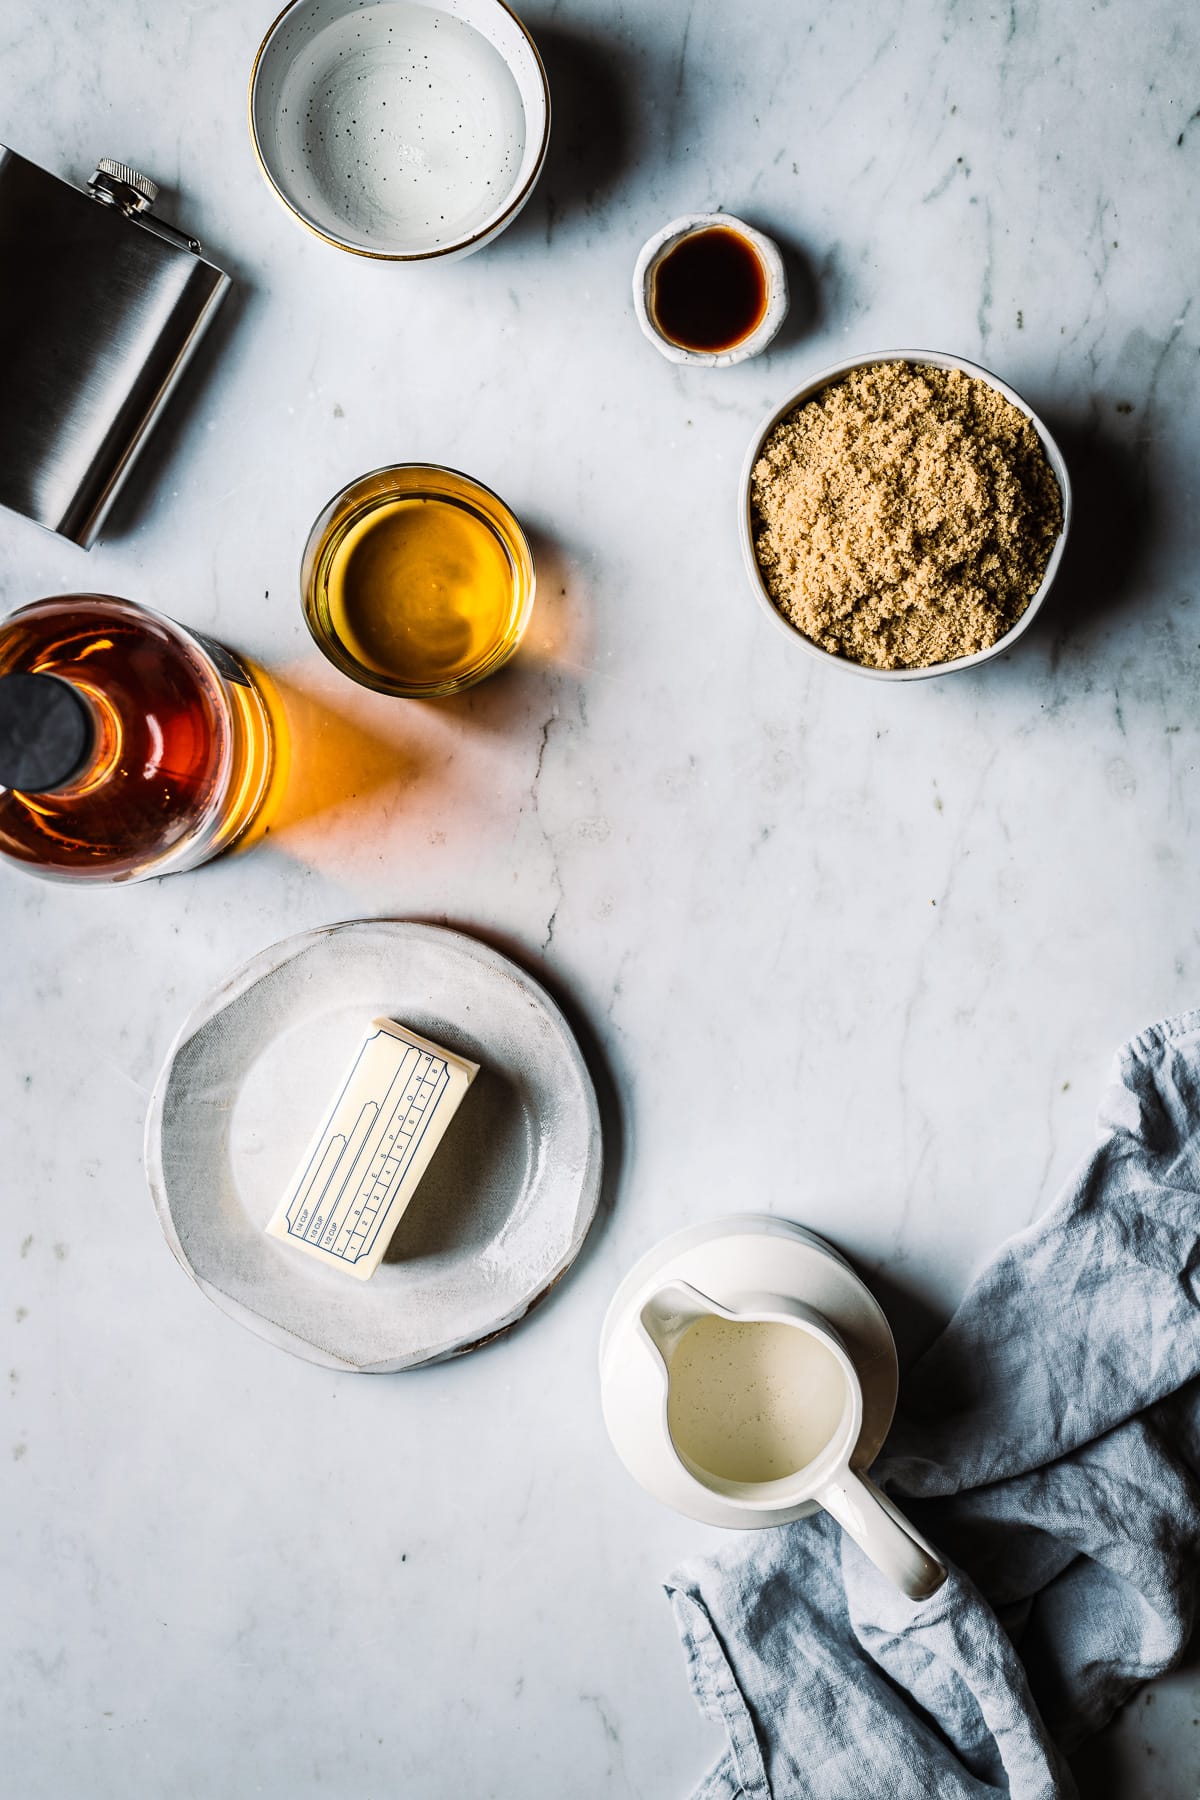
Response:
[666,1314,847,1485]
[632,1275,947,1600]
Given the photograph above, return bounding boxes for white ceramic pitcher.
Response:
[639,1279,946,1601]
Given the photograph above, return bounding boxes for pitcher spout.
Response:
[638,1280,729,1368]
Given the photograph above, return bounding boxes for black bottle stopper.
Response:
[0,672,94,792]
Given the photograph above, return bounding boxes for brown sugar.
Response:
[750,362,1063,670]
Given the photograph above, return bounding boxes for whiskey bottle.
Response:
[0,594,276,882]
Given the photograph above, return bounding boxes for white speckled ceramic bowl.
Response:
[633,213,789,366]
[250,0,550,260]
[739,349,1073,680]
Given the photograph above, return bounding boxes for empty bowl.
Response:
[249,0,550,260]
[739,349,1073,680]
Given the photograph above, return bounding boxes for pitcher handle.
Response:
[815,1470,947,1601]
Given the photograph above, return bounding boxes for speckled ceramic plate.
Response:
[145,921,601,1371]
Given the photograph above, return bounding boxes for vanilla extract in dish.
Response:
[651,227,770,354]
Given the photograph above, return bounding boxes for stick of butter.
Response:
[265,1019,478,1281]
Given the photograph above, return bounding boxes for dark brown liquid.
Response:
[0,598,231,879]
[651,227,769,354]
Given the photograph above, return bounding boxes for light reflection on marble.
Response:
[2,0,1198,1794]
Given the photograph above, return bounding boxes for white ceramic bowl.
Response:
[633,213,788,366]
[739,349,1073,680]
[250,0,550,260]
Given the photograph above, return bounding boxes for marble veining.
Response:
[2,0,1199,1794]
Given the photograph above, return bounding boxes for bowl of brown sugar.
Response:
[740,351,1071,679]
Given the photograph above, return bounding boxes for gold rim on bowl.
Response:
[248,0,551,262]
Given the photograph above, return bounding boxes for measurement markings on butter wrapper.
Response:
[285,1029,451,1266]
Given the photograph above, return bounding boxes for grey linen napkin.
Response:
[666,1010,1200,1799]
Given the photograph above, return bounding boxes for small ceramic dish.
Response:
[633,213,788,366]
[739,349,1073,681]
[249,0,550,260]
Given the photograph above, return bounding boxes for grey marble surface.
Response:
[3,0,1199,1794]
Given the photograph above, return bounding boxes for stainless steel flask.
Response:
[0,146,230,548]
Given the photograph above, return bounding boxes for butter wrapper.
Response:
[265,1019,477,1280]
